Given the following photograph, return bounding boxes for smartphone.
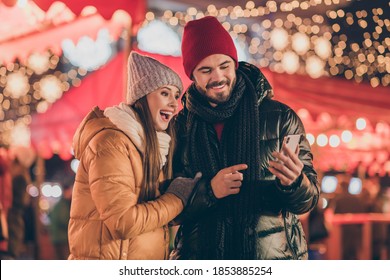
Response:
[281,134,300,153]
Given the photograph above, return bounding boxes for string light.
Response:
[143,0,388,87]
[0,27,119,148]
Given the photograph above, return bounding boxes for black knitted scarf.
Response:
[186,67,262,259]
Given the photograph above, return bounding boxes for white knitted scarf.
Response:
[104,102,171,169]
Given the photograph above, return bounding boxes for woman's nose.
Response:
[169,95,178,108]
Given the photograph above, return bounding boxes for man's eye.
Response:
[221,65,229,70]
[201,70,211,74]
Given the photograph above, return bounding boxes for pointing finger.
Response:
[223,164,248,174]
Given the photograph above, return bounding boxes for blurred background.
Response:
[0,0,389,260]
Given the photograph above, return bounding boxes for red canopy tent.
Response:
[0,0,146,63]
[263,71,390,173]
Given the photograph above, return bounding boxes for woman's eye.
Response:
[161,91,168,96]
[175,95,180,100]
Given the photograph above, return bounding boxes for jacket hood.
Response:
[72,106,118,160]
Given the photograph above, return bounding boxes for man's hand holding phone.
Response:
[268,135,304,186]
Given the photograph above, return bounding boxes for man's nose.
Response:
[210,68,224,81]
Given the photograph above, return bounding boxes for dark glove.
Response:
[165,172,202,207]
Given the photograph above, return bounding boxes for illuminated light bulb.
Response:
[349,178,362,195]
[270,28,289,50]
[27,53,50,75]
[322,176,337,193]
[356,118,367,130]
[39,75,63,103]
[51,184,63,198]
[341,130,353,143]
[316,134,328,147]
[306,133,315,145]
[11,122,30,147]
[314,37,332,59]
[145,12,155,21]
[292,32,310,55]
[306,56,325,78]
[187,7,197,16]
[5,72,30,99]
[329,135,341,147]
[41,183,52,198]
[27,184,39,198]
[282,51,300,74]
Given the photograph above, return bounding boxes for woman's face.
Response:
[146,85,180,131]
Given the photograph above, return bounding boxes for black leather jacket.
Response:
[172,62,319,260]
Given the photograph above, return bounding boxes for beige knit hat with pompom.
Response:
[126,51,183,105]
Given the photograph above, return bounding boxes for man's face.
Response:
[192,54,236,107]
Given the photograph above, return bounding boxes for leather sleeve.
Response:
[273,107,320,214]
[171,177,218,225]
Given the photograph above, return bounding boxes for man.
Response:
[172,16,320,260]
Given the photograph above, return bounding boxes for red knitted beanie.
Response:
[181,16,238,79]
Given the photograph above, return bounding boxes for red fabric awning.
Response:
[267,71,390,125]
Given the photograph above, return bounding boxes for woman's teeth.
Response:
[160,110,172,120]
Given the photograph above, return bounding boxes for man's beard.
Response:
[196,78,236,105]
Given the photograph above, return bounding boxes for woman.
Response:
[68,52,195,260]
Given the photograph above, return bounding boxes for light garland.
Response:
[0,27,122,148]
[140,0,389,174]
[141,0,389,87]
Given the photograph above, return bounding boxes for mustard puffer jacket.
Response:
[68,107,183,260]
